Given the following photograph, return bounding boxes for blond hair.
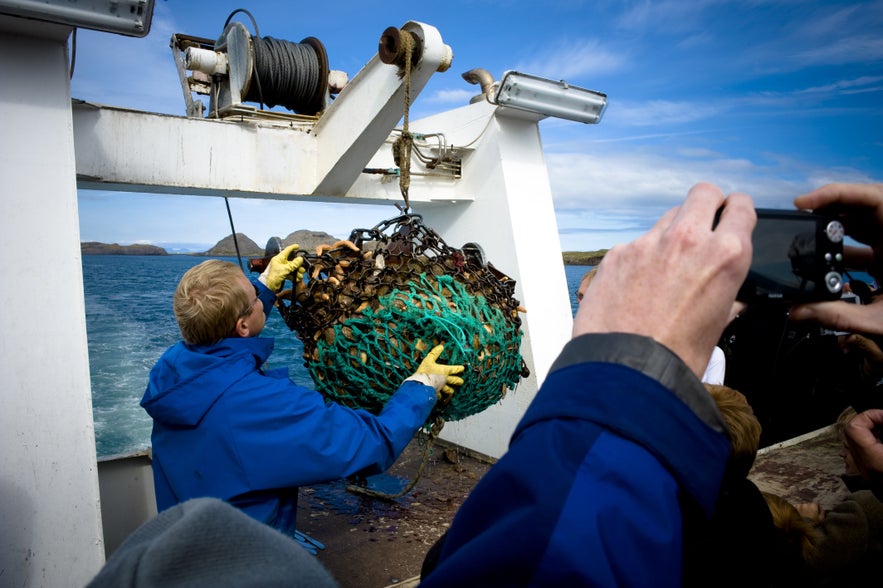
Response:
[705,384,762,479]
[174,260,251,345]
[762,492,821,562]
[575,267,598,302]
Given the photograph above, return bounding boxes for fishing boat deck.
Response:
[294,425,851,588]
[749,425,851,509]
[297,435,493,588]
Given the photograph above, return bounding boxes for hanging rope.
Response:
[388,30,415,212]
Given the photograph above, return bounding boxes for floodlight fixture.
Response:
[491,71,607,124]
[0,0,155,37]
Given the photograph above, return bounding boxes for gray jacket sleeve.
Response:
[550,332,728,435]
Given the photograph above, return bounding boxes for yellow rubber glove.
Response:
[259,244,306,292]
[405,344,465,400]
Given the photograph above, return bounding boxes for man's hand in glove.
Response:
[405,344,465,401]
[259,244,306,292]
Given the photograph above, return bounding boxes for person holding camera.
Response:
[790,183,883,333]
[789,182,883,499]
[420,183,756,587]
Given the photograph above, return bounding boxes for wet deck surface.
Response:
[750,426,851,509]
[297,435,493,588]
[298,426,851,588]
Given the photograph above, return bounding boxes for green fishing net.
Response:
[275,213,529,425]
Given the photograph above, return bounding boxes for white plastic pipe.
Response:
[184,47,228,75]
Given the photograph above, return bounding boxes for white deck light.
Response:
[0,0,155,37]
[492,71,607,124]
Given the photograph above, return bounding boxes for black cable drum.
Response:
[244,35,329,115]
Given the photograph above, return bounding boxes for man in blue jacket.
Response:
[421,182,756,587]
[141,245,464,539]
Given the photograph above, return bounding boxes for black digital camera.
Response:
[738,208,846,304]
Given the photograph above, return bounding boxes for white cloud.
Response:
[616,0,713,32]
[795,76,883,96]
[544,137,881,251]
[426,88,477,104]
[735,2,883,74]
[609,100,725,127]
[515,38,628,80]
[793,36,883,67]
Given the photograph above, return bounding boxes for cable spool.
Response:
[214,17,328,116]
[244,35,328,115]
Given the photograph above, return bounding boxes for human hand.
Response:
[405,344,465,400]
[791,295,883,337]
[789,184,883,334]
[573,182,756,379]
[728,301,747,324]
[793,183,883,278]
[259,244,306,292]
[845,408,883,480]
[794,501,825,522]
[839,333,883,379]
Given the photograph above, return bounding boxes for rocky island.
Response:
[81,235,607,265]
[80,242,168,256]
[562,249,607,265]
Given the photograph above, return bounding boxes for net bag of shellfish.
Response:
[275,213,530,426]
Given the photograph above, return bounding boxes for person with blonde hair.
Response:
[705,384,762,480]
[766,487,883,586]
[141,245,465,541]
[574,266,597,303]
[682,384,780,587]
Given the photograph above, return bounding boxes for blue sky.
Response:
[72,0,883,252]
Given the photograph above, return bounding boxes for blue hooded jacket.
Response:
[141,297,437,536]
[421,333,732,587]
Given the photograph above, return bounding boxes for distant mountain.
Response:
[80,230,345,259]
[82,234,608,263]
[201,230,342,259]
[81,242,168,256]
[280,230,341,254]
[562,249,608,265]
[201,233,263,257]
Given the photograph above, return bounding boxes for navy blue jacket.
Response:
[141,283,437,536]
[421,333,731,587]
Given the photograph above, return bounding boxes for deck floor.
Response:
[297,436,492,588]
[749,426,850,509]
[297,426,850,588]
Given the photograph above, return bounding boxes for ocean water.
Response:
[84,255,593,457]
